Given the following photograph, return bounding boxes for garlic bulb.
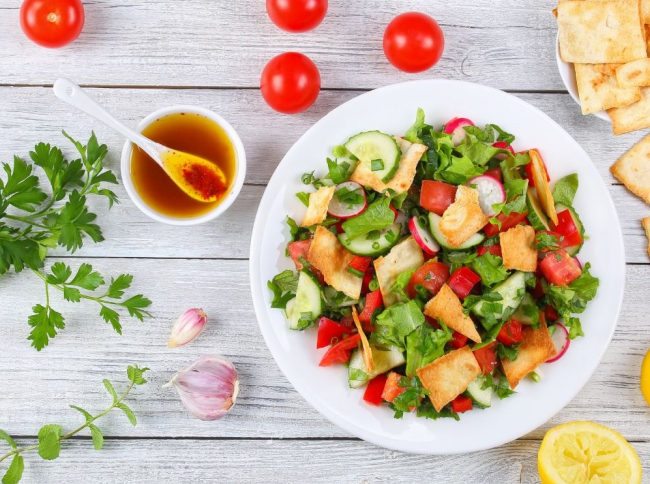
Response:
[163,355,239,421]
[167,308,208,347]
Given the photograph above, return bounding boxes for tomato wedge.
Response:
[448,267,481,299]
[319,334,361,366]
[483,211,529,238]
[358,290,383,325]
[287,239,311,270]
[363,374,388,406]
[420,180,457,215]
[381,371,407,403]
[348,255,372,277]
[316,317,353,349]
[451,395,473,413]
[497,320,524,346]
[539,249,582,286]
[473,342,498,375]
[407,261,450,298]
[449,331,468,349]
[553,210,583,247]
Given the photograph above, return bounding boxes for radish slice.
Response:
[327,181,367,219]
[443,117,475,146]
[408,216,440,256]
[492,141,515,161]
[394,209,409,235]
[467,175,506,217]
[546,323,570,363]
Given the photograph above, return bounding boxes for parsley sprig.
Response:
[0,365,148,484]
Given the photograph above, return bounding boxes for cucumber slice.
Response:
[428,213,485,250]
[526,188,550,232]
[511,293,539,325]
[473,272,526,320]
[466,376,492,408]
[338,223,401,257]
[348,344,405,389]
[288,271,322,330]
[344,131,401,183]
[555,203,584,256]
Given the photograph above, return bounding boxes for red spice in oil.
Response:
[182,163,227,200]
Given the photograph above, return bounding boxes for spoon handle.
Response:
[52,78,161,161]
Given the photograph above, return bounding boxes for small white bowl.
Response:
[556,33,610,122]
[120,105,246,226]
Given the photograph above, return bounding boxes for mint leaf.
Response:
[1,454,24,484]
[341,197,394,240]
[27,305,65,351]
[37,424,61,460]
[0,430,16,449]
[69,263,105,290]
[103,380,118,403]
[88,424,103,451]
[552,174,579,207]
[116,403,137,426]
[69,405,93,423]
[127,365,149,385]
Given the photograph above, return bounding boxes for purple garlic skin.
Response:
[167,308,208,348]
[163,355,239,421]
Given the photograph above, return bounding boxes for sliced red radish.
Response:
[467,175,506,217]
[394,209,409,235]
[443,117,475,146]
[492,141,515,161]
[546,323,570,363]
[408,216,440,256]
[327,181,367,219]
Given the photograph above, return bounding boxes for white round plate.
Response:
[249,79,625,455]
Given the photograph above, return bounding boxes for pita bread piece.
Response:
[500,225,538,272]
[617,59,650,88]
[301,186,335,227]
[557,1,646,64]
[501,317,556,389]
[608,87,650,135]
[610,134,650,203]
[417,346,481,412]
[575,63,641,114]
[439,185,488,248]
[424,284,482,343]
[308,226,362,300]
[529,150,558,225]
[643,217,650,258]
[374,236,424,307]
[593,63,622,77]
[350,137,427,195]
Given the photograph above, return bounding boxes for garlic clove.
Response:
[167,308,208,348]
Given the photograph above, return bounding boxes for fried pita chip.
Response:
[592,63,623,77]
[617,59,650,88]
[568,0,650,24]
[530,150,558,225]
[574,63,641,114]
[416,346,481,412]
[374,236,424,306]
[300,186,335,227]
[350,137,427,195]
[557,1,646,63]
[352,306,373,373]
[610,134,650,203]
[424,284,482,343]
[500,225,538,272]
[501,317,556,389]
[439,186,488,248]
[646,25,650,57]
[643,217,650,258]
[608,87,650,134]
[308,226,362,299]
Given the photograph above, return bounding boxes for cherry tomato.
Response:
[20,0,84,48]
[266,0,327,33]
[260,52,321,114]
[383,12,445,73]
[407,261,450,298]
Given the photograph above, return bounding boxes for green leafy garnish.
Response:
[341,197,394,240]
[372,300,425,349]
[552,174,579,207]
[296,192,311,207]
[267,270,298,309]
[405,321,453,377]
[469,253,509,287]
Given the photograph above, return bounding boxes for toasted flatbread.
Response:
[608,87,650,134]
[592,63,623,77]
[575,63,641,114]
[439,186,488,248]
[500,225,538,272]
[300,186,335,227]
[557,1,646,63]
[308,226,362,299]
[501,317,556,389]
[568,0,650,24]
[350,137,427,195]
[424,284,482,343]
[643,218,650,258]
[417,346,481,412]
[530,150,558,225]
[374,236,424,306]
[611,135,650,203]
[617,59,650,88]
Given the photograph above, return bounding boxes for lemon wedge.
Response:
[538,421,642,484]
[641,349,650,406]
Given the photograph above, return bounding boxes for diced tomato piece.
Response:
[363,374,388,406]
[319,334,361,367]
[553,210,583,247]
[497,320,524,346]
[359,290,383,326]
[522,149,550,188]
[349,255,372,275]
[448,267,481,299]
[484,166,504,183]
[426,315,441,329]
[483,211,529,238]
[316,317,353,349]
[477,244,502,257]
[287,239,311,270]
[381,372,407,403]
[407,261,450,298]
[361,266,374,296]
[420,180,457,215]
[545,305,559,321]
[539,249,582,286]
[451,395,473,413]
[339,315,355,329]
[449,331,468,349]
[473,342,498,376]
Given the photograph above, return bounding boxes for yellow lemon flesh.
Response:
[641,349,650,406]
[538,421,642,484]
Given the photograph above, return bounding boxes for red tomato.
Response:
[266,0,327,33]
[287,239,311,270]
[407,261,450,298]
[420,180,457,215]
[447,267,481,299]
[389,205,399,221]
[363,374,388,406]
[316,317,353,349]
[358,290,383,325]
[539,250,582,286]
[497,320,524,346]
[449,331,468,349]
[383,12,445,73]
[473,342,498,376]
[484,166,503,183]
[361,266,374,295]
[553,210,583,247]
[532,278,545,299]
[545,305,559,322]
[319,334,360,366]
[483,211,529,238]
[348,255,372,276]
[493,141,515,153]
[260,52,321,114]
[523,149,550,188]
[381,372,407,403]
[451,395,473,413]
[20,0,84,48]
[477,244,502,257]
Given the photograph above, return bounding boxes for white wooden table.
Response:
[1,1,649,482]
